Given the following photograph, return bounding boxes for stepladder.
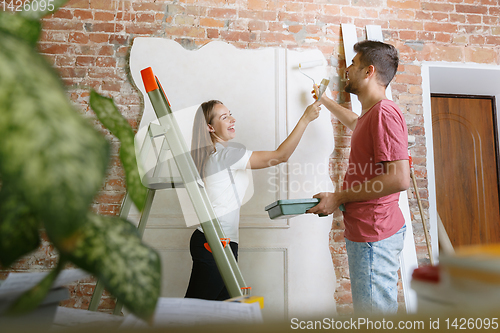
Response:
[89,67,252,314]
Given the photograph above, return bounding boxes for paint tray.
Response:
[265,198,320,220]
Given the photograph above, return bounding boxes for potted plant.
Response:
[0,0,160,324]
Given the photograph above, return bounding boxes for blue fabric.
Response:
[345,224,406,314]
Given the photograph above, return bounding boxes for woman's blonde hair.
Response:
[191,100,222,177]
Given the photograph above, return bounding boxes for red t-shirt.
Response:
[343,99,408,242]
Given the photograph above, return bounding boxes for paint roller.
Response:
[298,60,330,100]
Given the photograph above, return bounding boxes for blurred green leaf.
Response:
[0,11,41,46]
[0,2,161,321]
[6,259,65,315]
[67,212,161,320]
[0,31,110,243]
[0,186,41,267]
[89,90,148,212]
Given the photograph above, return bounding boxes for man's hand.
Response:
[306,192,343,216]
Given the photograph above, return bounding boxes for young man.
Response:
[307,40,410,314]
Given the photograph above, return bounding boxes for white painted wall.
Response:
[129,39,336,321]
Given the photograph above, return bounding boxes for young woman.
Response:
[185,99,321,300]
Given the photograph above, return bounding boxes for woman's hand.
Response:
[302,100,322,123]
[311,84,329,104]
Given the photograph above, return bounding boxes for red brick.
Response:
[390,19,423,31]
[399,94,422,105]
[200,17,225,28]
[89,68,122,80]
[57,67,87,78]
[42,31,68,43]
[399,30,417,40]
[69,32,89,44]
[404,64,421,75]
[466,14,482,24]
[101,81,122,92]
[486,35,500,45]
[97,45,114,56]
[484,16,499,25]
[432,12,449,21]
[329,242,346,255]
[165,26,205,38]
[65,0,90,9]
[98,204,122,216]
[207,8,237,19]
[239,10,277,21]
[90,0,116,11]
[421,2,454,12]
[394,73,422,85]
[490,7,500,16]
[288,24,303,34]
[415,10,432,20]
[136,13,156,23]
[126,25,158,35]
[115,46,129,57]
[462,24,486,34]
[248,20,267,31]
[435,32,452,43]
[76,56,95,67]
[285,2,303,12]
[109,34,129,45]
[207,29,219,38]
[387,0,420,10]
[50,9,74,19]
[248,0,267,10]
[92,23,124,33]
[56,55,76,67]
[116,11,135,21]
[341,6,361,17]
[424,22,458,34]
[334,291,352,304]
[465,46,497,63]
[305,25,321,34]
[397,9,415,20]
[73,9,93,20]
[96,57,117,67]
[89,33,109,43]
[450,13,467,23]
[456,4,488,14]
[38,43,71,55]
[94,11,116,21]
[132,2,165,12]
[42,20,84,31]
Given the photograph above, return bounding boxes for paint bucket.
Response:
[411,244,500,315]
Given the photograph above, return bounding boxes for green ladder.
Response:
[88,67,250,314]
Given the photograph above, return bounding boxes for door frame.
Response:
[422,62,500,261]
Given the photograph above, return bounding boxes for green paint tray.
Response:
[265,198,320,220]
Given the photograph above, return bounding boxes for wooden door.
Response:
[431,95,500,247]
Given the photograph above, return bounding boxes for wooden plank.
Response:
[366,25,393,100]
[341,23,361,116]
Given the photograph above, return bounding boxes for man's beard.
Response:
[344,80,358,95]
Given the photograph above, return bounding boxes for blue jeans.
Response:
[345,225,406,314]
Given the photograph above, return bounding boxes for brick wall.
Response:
[2,0,499,316]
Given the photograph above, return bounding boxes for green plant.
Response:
[0,1,160,321]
